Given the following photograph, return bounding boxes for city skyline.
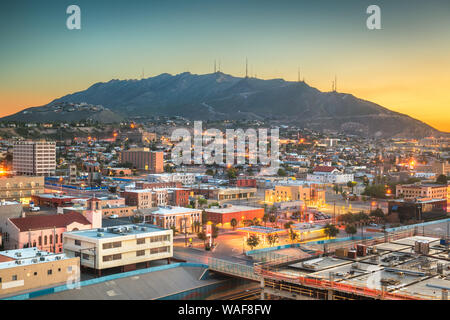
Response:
[1,0,450,131]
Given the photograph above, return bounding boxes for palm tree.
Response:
[267,234,279,247]
[246,235,260,250]
[262,213,269,227]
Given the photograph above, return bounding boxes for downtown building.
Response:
[63,224,172,275]
[119,148,163,173]
[12,141,56,176]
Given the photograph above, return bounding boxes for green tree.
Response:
[436,174,448,185]
[277,168,287,177]
[345,224,358,238]
[211,224,219,245]
[205,168,214,176]
[324,223,340,239]
[227,168,237,179]
[347,181,357,194]
[246,235,260,250]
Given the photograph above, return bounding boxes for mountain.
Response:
[2,72,445,138]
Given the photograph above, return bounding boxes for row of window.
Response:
[0,266,72,283]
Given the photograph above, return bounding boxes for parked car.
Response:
[30,206,40,212]
[109,214,119,219]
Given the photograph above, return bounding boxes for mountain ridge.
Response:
[2,72,445,139]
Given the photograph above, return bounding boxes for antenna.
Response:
[218,60,221,73]
[245,58,248,78]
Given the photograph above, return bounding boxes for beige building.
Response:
[265,183,325,206]
[63,224,172,275]
[0,248,79,298]
[119,148,163,173]
[0,176,44,203]
[144,206,201,232]
[13,141,56,176]
[396,183,448,200]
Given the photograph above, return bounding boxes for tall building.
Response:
[119,148,163,173]
[13,141,56,176]
[0,176,44,203]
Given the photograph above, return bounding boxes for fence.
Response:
[208,258,260,281]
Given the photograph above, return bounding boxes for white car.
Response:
[369,223,378,227]
[109,214,119,219]
[30,206,40,212]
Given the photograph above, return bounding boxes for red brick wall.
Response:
[206,208,264,225]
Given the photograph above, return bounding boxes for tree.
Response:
[205,168,214,176]
[436,174,448,185]
[277,168,287,177]
[267,234,279,247]
[347,181,357,194]
[269,214,276,226]
[197,231,207,248]
[211,224,219,245]
[171,226,177,236]
[289,228,298,243]
[262,213,269,227]
[284,221,294,229]
[345,224,358,238]
[197,198,207,207]
[324,223,339,239]
[227,168,237,179]
[192,221,201,233]
[246,235,260,250]
[230,218,238,230]
[370,208,385,222]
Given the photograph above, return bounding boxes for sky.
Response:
[1,0,450,131]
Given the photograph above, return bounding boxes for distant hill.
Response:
[2,72,445,138]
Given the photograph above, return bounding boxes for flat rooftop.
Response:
[65,224,169,240]
[0,248,70,270]
[149,206,201,216]
[206,205,262,214]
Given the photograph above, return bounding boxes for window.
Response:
[67,266,72,273]
[58,268,61,272]
[12,275,17,281]
[113,254,121,260]
[49,235,53,244]
[0,277,2,283]
[34,272,37,276]
[82,253,89,260]
[136,250,145,256]
[38,236,42,246]
[47,270,52,275]
[112,241,121,248]
[150,246,170,254]
[136,238,145,245]
[55,235,58,243]
[74,240,81,246]
[102,243,112,249]
[103,255,112,262]
[44,236,47,245]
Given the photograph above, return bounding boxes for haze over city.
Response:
[1,0,450,131]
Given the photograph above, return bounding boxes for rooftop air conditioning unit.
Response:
[141,227,147,231]
[15,260,22,265]
[55,256,61,260]
[39,257,45,261]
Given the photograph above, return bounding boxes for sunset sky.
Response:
[1,0,450,131]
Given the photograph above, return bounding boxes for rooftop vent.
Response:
[141,227,147,231]
[97,232,104,237]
